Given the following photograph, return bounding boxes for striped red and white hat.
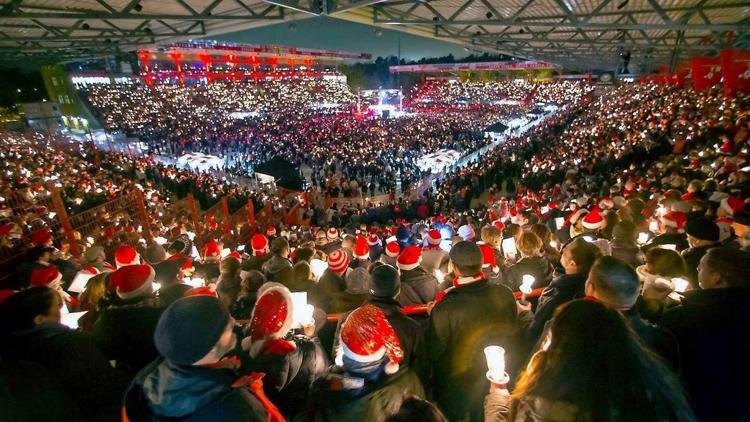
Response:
[326,228,339,241]
[328,249,350,273]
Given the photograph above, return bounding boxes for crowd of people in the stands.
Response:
[81,78,589,198]
[406,79,592,106]
[0,79,749,421]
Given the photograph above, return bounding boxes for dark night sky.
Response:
[211,16,473,61]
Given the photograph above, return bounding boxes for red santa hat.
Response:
[30,229,52,247]
[397,246,422,271]
[242,283,295,355]
[566,208,588,227]
[326,228,339,241]
[184,286,218,298]
[720,196,745,217]
[111,264,155,300]
[225,251,242,261]
[426,229,442,246]
[492,220,506,231]
[367,233,380,246]
[384,237,400,258]
[30,266,62,287]
[719,142,734,156]
[582,211,604,230]
[479,244,500,273]
[353,235,370,260]
[340,304,403,375]
[202,240,221,259]
[251,234,269,256]
[266,226,277,237]
[114,245,140,268]
[661,211,687,231]
[328,249,350,273]
[167,253,193,272]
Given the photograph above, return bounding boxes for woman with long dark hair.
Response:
[485,299,695,422]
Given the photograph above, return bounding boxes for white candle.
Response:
[310,258,328,279]
[300,304,315,326]
[434,269,444,282]
[484,345,506,381]
[672,277,690,293]
[520,274,535,295]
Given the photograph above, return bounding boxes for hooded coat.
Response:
[123,358,268,421]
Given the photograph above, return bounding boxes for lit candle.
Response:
[300,304,315,327]
[672,277,689,293]
[638,232,650,244]
[434,269,444,282]
[310,259,328,279]
[484,345,507,384]
[519,274,535,304]
[649,219,659,232]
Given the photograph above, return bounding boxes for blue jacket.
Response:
[123,358,268,422]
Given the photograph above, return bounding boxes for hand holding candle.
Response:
[484,345,509,385]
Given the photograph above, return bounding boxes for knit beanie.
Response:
[154,296,230,365]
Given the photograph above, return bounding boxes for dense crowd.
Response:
[406,79,592,107]
[1,79,749,422]
[83,79,588,198]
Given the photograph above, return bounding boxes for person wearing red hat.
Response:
[194,240,223,283]
[30,229,53,247]
[421,229,450,278]
[30,265,79,312]
[114,244,140,268]
[396,246,439,307]
[478,244,501,284]
[320,227,343,255]
[92,264,166,374]
[0,286,132,421]
[241,283,329,418]
[426,241,521,421]
[366,232,384,261]
[242,234,272,273]
[330,235,372,313]
[308,304,425,422]
[644,211,690,253]
[318,248,351,311]
[718,195,746,218]
[380,236,400,267]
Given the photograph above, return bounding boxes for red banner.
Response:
[720,49,750,97]
[691,57,722,91]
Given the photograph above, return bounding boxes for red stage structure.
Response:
[137,40,371,85]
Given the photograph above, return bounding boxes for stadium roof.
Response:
[0,0,749,70]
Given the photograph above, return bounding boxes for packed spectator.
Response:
[0,78,749,422]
